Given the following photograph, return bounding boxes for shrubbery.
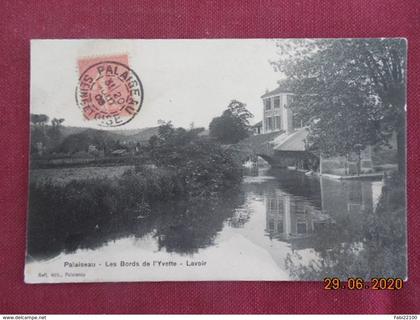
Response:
[28,123,244,258]
[209,100,253,144]
[147,122,242,198]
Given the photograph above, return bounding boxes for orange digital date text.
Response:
[323,277,404,290]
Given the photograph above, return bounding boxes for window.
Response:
[349,185,362,203]
[277,199,284,214]
[277,221,284,233]
[268,117,273,131]
[273,96,280,108]
[270,199,277,210]
[287,95,294,105]
[297,222,307,234]
[274,116,281,130]
[264,99,271,110]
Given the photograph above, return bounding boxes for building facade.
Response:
[260,83,380,175]
[261,87,296,134]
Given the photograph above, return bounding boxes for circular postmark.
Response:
[75,61,143,127]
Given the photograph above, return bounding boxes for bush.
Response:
[147,123,243,198]
[209,100,253,144]
[28,123,244,259]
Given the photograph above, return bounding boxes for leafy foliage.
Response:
[47,118,65,149]
[30,113,65,153]
[209,100,254,144]
[28,123,244,258]
[30,114,49,126]
[273,39,406,170]
[148,122,242,198]
[57,129,123,155]
[28,172,245,259]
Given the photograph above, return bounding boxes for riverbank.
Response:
[28,123,248,259]
[288,167,386,181]
[318,172,385,181]
[27,164,406,282]
[28,163,243,259]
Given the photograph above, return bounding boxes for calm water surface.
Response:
[27,166,406,282]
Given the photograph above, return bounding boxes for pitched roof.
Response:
[252,121,262,128]
[261,81,294,98]
[273,127,309,151]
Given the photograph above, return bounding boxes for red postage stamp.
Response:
[75,54,143,127]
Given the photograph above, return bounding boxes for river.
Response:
[25,166,406,283]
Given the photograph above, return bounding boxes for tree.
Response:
[305,87,379,174]
[147,122,242,198]
[30,114,49,127]
[47,118,65,150]
[30,113,50,154]
[273,39,406,172]
[209,100,254,144]
[30,114,67,153]
[58,129,118,155]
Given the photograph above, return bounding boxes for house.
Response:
[261,83,303,134]
[88,144,98,153]
[252,121,262,135]
[87,144,105,157]
[258,83,316,169]
[260,82,391,175]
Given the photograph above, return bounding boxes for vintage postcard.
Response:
[25,39,407,283]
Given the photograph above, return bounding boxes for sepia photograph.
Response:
[25,38,407,283]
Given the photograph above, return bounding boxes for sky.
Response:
[31,39,283,130]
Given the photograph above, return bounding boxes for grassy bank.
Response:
[28,166,243,259]
[28,125,244,259]
[30,165,134,185]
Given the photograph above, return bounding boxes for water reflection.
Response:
[152,191,246,254]
[242,165,405,279]
[255,168,405,280]
[265,190,331,244]
[320,177,380,217]
[29,165,406,281]
[243,167,330,248]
